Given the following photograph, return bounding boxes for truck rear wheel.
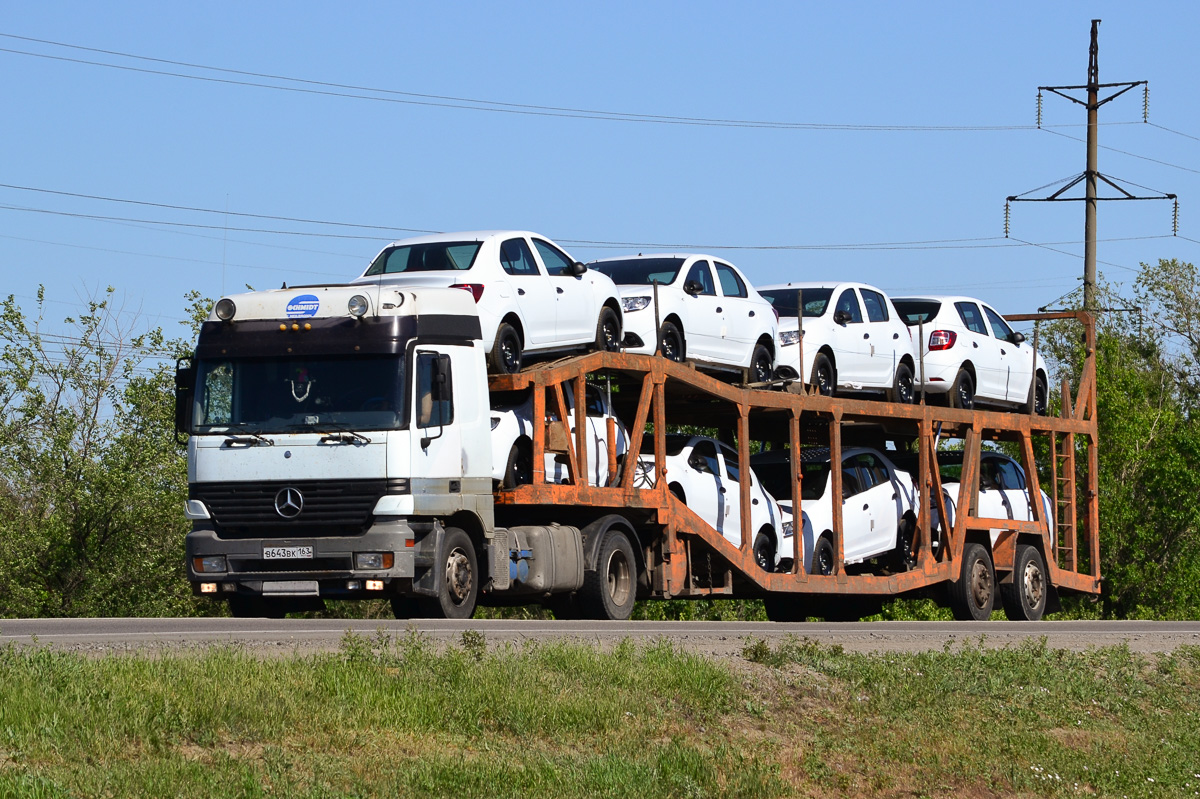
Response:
[1000,544,1048,621]
[580,528,636,620]
[949,542,995,621]
[420,527,478,619]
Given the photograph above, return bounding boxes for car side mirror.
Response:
[683,280,703,296]
[833,309,848,325]
[1009,331,1026,345]
[570,261,587,276]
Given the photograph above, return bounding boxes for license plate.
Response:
[263,545,313,560]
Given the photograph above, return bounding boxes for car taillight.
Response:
[928,330,956,350]
[450,283,485,302]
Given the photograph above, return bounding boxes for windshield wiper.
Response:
[222,424,275,446]
[286,422,372,445]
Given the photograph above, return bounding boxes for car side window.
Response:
[856,452,890,486]
[533,239,575,277]
[840,468,862,498]
[499,238,541,277]
[983,306,1015,341]
[585,385,606,417]
[835,289,864,323]
[861,289,890,323]
[689,440,720,475]
[955,302,988,335]
[720,445,741,482]
[684,261,717,295]
[991,458,1025,490]
[713,262,748,298]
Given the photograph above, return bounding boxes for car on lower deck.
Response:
[631,434,784,570]
[757,282,917,403]
[890,295,1049,413]
[588,254,778,383]
[354,230,623,374]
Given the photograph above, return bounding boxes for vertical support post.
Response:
[574,374,588,487]
[1083,18,1100,312]
[606,416,618,487]
[738,405,752,554]
[621,374,655,490]
[653,373,667,495]
[551,382,577,485]
[531,380,546,484]
[916,415,930,563]
[789,410,803,575]
[829,414,843,575]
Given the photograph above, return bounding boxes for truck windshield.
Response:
[758,288,835,318]
[363,242,482,275]
[192,355,407,433]
[590,257,685,286]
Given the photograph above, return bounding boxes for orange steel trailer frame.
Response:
[490,310,1099,601]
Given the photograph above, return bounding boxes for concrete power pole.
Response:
[1007,20,1173,312]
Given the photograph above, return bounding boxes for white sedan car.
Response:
[937,452,1054,541]
[354,230,623,374]
[490,383,628,488]
[588,254,778,382]
[632,434,784,571]
[758,282,918,402]
[891,295,1049,413]
[751,447,920,574]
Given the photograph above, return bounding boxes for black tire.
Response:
[749,343,773,384]
[489,322,522,374]
[811,352,835,397]
[594,307,622,353]
[949,542,995,621]
[419,527,478,619]
[810,535,835,576]
[1026,373,1048,416]
[753,530,777,573]
[1000,544,1049,621]
[228,596,287,619]
[763,595,811,622]
[949,369,975,410]
[580,527,637,620]
[893,513,917,571]
[658,321,685,362]
[668,483,685,503]
[502,441,533,489]
[390,595,423,620]
[889,361,915,404]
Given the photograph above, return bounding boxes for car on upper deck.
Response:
[890,295,1048,413]
[588,254,778,383]
[353,230,623,374]
[757,282,917,402]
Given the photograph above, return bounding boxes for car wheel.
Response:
[1000,544,1048,621]
[753,530,777,573]
[418,528,478,619]
[502,441,533,489]
[749,343,773,384]
[668,483,685,503]
[658,321,685,362]
[1026,374,1048,416]
[594,307,621,353]
[489,322,522,374]
[580,527,637,620]
[811,353,835,397]
[949,369,975,410]
[810,535,835,575]
[949,542,994,621]
[889,361,915,404]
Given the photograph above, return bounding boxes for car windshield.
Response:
[590,257,685,286]
[759,288,835,317]
[754,459,829,501]
[893,299,942,325]
[192,355,407,433]
[363,242,482,275]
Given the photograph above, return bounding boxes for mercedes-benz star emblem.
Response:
[274,487,304,519]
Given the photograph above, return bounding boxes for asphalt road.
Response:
[2,618,1199,656]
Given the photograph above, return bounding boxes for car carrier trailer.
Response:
[176,284,1099,622]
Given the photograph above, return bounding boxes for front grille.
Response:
[191,479,403,536]
[231,557,354,573]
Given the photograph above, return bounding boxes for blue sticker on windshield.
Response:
[286,294,320,318]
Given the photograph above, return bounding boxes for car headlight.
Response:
[622,296,651,312]
[779,330,800,346]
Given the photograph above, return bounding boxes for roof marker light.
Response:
[214,298,236,321]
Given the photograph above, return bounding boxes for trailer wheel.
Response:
[420,527,478,619]
[1000,544,1048,621]
[580,528,636,620]
[228,596,287,619]
[753,530,777,573]
[949,369,975,410]
[811,535,835,575]
[594,307,622,353]
[489,322,523,374]
[949,542,995,621]
[811,353,835,397]
[889,362,915,404]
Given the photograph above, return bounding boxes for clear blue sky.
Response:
[3,2,1199,345]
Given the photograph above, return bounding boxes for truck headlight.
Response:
[214,298,236,321]
[621,296,651,312]
[355,552,395,570]
[348,294,369,317]
[193,555,227,573]
[779,330,800,346]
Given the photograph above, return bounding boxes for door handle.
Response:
[752,498,759,505]
[716,307,723,313]
[720,487,727,494]
[863,333,870,340]
[556,287,564,294]
[1001,349,1007,355]
[863,503,869,511]
[892,493,897,500]
[749,311,755,317]
[518,288,525,296]
[972,342,979,348]
[893,333,899,339]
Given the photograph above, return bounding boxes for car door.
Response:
[982,304,1028,403]
[713,261,759,365]
[678,259,723,360]
[859,287,900,387]
[684,440,727,538]
[719,444,750,547]
[499,237,556,347]
[830,288,872,388]
[533,238,592,344]
[954,301,1004,400]
[852,452,900,559]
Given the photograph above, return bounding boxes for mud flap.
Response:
[411,524,445,598]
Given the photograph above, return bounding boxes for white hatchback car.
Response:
[890,295,1048,413]
[490,383,628,488]
[631,434,784,570]
[758,282,918,402]
[752,447,921,575]
[588,254,778,382]
[354,231,623,373]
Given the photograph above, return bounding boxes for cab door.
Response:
[412,350,463,481]
[499,237,556,346]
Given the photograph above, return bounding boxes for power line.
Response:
[1042,127,1200,176]
[1148,122,1200,144]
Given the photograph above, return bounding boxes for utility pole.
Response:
[1007,20,1174,312]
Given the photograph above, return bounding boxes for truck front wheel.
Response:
[421,527,478,619]
[580,528,636,620]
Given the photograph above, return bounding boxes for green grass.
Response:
[0,633,1197,797]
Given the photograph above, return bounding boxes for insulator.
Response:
[1036,91,1043,128]
[1004,201,1011,237]
[1143,84,1150,123]
[1173,198,1179,235]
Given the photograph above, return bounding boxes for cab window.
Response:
[835,289,864,323]
[499,238,541,277]
[684,261,717,295]
[714,262,748,298]
[416,352,453,427]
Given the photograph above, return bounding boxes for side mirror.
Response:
[833,309,848,325]
[570,261,587,276]
[174,358,194,441]
[683,280,703,296]
[1009,331,1026,344]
